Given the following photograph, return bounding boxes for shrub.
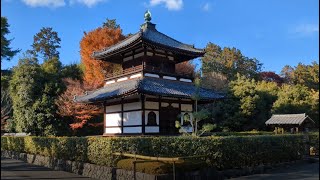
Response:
[117,158,208,174]
[309,132,319,154]
[1,135,305,170]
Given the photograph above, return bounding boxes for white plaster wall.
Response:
[105,127,122,134]
[163,76,177,80]
[130,73,142,79]
[180,78,192,82]
[171,103,179,108]
[180,126,192,133]
[105,104,121,113]
[105,113,121,126]
[180,112,193,133]
[181,104,193,111]
[145,126,159,133]
[123,111,142,126]
[161,102,169,107]
[145,101,159,109]
[123,127,142,133]
[145,110,159,125]
[123,102,141,111]
[144,73,159,78]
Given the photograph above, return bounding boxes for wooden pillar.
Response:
[121,98,124,134]
[141,94,145,134]
[178,98,182,124]
[103,101,106,134]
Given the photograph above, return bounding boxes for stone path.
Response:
[1,157,96,180]
[231,159,319,180]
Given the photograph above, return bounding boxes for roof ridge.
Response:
[143,28,204,51]
[92,31,142,56]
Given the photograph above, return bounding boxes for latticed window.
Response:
[147,111,157,125]
[183,113,191,126]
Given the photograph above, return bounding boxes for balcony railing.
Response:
[105,65,194,81]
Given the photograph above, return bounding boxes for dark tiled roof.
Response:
[92,22,204,59]
[265,114,315,125]
[75,77,224,103]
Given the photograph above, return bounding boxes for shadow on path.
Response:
[1,158,96,180]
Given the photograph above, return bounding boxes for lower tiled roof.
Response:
[265,113,315,125]
[74,77,224,103]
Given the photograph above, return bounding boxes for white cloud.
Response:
[292,23,319,36]
[21,0,66,8]
[202,2,210,11]
[149,0,183,11]
[69,0,107,7]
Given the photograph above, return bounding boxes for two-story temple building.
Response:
[75,11,223,136]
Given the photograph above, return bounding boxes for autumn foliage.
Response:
[56,78,103,130]
[80,27,124,87]
[175,61,195,76]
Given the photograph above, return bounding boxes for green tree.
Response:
[9,55,43,134]
[1,17,20,62]
[280,62,319,90]
[213,74,279,131]
[61,63,83,80]
[202,42,262,86]
[102,18,120,29]
[31,27,61,60]
[176,78,216,136]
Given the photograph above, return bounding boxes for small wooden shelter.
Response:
[75,11,223,136]
[265,113,315,133]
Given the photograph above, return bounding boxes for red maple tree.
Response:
[56,78,103,130]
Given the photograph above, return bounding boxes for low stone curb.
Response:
[1,150,309,180]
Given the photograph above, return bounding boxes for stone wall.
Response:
[1,150,306,180]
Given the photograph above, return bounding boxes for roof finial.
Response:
[144,10,152,22]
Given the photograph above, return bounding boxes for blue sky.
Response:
[1,0,319,73]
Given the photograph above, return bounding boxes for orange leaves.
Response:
[55,78,103,130]
[80,27,125,87]
[175,61,195,76]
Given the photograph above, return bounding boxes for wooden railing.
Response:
[105,65,194,81]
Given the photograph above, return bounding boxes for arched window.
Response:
[183,113,191,126]
[147,111,157,126]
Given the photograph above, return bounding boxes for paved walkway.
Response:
[2,157,319,180]
[232,160,319,180]
[1,157,96,180]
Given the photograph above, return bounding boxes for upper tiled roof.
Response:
[92,22,204,59]
[74,77,224,103]
[265,114,315,125]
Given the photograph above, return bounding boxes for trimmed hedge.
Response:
[117,158,208,174]
[1,135,305,170]
[209,131,274,136]
[309,132,319,154]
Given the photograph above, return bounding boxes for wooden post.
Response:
[121,98,124,134]
[103,101,106,134]
[141,94,145,134]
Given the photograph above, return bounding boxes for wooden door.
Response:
[159,105,180,135]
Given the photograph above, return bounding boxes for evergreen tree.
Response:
[1,17,20,62]
[31,27,61,60]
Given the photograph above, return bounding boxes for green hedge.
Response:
[210,131,274,136]
[309,132,319,154]
[1,135,305,170]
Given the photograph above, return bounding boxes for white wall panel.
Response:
[172,103,179,108]
[105,127,122,134]
[106,104,121,113]
[105,113,121,126]
[123,111,142,125]
[123,102,141,111]
[163,76,177,80]
[161,102,169,107]
[180,126,192,133]
[181,104,193,111]
[123,127,142,133]
[145,126,159,133]
[145,101,159,109]
[145,110,159,125]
